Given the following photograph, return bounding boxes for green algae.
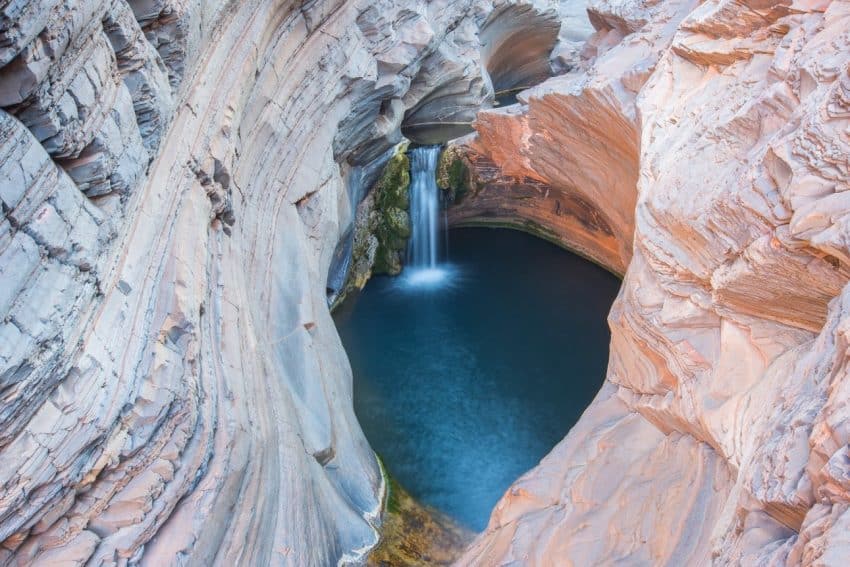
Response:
[368,455,474,566]
[330,143,414,312]
[436,146,471,204]
[373,143,412,275]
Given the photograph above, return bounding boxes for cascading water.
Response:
[405,145,451,287]
[407,146,441,268]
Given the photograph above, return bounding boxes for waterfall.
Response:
[407,145,442,269]
[403,145,454,288]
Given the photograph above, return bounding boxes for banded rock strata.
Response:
[457,0,850,564]
[0,0,560,564]
[5,0,850,565]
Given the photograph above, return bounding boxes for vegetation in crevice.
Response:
[331,143,412,311]
[372,142,412,275]
[436,145,471,204]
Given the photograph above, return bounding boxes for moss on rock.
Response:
[372,142,412,276]
[383,207,411,241]
[331,142,412,310]
[368,456,474,566]
[436,145,471,204]
[376,147,411,211]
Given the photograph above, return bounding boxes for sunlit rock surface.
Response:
[459,0,850,564]
[445,0,665,274]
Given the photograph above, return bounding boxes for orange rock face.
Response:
[446,141,625,274]
[459,0,850,564]
[448,71,641,274]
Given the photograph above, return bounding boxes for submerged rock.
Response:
[367,460,474,567]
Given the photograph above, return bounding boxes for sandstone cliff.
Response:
[457,1,850,564]
[3,0,850,565]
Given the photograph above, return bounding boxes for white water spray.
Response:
[404,146,453,288]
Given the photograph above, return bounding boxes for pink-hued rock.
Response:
[3,0,850,564]
[446,0,694,275]
[458,0,850,564]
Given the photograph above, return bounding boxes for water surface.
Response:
[334,227,619,530]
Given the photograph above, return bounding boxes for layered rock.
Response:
[400,0,562,144]
[6,0,850,564]
[459,0,850,564]
[444,0,666,274]
[328,142,412,309]
[0,0,568,564]
[479,0,561,95]
[443,136,627,274]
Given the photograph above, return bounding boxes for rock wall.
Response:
[400,0,562,145]
[459,0,850,564]
[479,1,561,94]
[5,0,850,564]
[444,136,628,274]
[0,0,560,564]
[444,0,657,274]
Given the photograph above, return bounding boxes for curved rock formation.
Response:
[400,1,562,145]
[479,1,561,94]
[457,0,850,564]
[0,0,557,563]
[444,0,691,275]
[4,0,850,564]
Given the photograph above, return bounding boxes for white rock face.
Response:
[0,0,562,563]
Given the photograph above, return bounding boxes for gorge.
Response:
[1,0,850,566]
[335,226,619,532]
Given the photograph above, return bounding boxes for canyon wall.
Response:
[4,0,850,564]
[0,0,559,564]
[459,0,850,564]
